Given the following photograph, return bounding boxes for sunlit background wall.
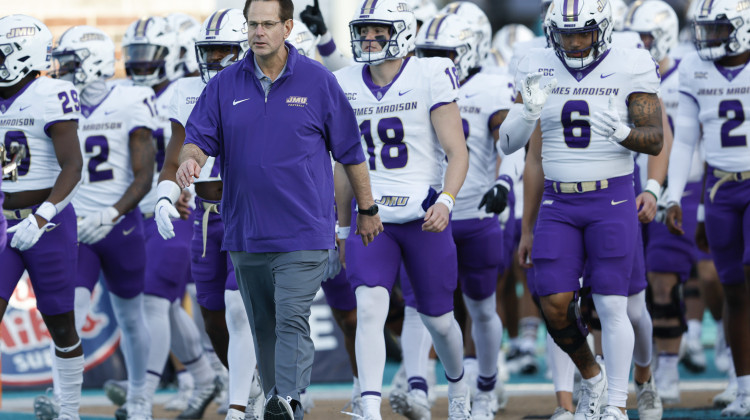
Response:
[4,0,693,77]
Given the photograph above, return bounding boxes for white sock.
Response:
[401,306,432,389]
[361,395,381,416]
[355,287,390,398]
[520,317,541,350]
[143,295,171,386]
[547,333,575,393]
[658,353,679,371]
[144,372,161,403]
[419,311,467,398]
[170,301,215,388]
[593,294,633,408]
[110,292,149,400]
[177,369,194,390]
[463,293,502,380]
[627,291,653,367]
[55,352,84,418]
[737,375,750,394]
[226,290,255,406]
[352,376,361,400]
[687,319,702,343]
[52,288,91,402]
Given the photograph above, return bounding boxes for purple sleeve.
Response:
[323,74,365,165]
[184,82,220,157]
[317,38,337,57]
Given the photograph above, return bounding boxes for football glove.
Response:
[300,0,328,37]
[590,94,631,143]
[520,72,557,121]
[78,206,122,244]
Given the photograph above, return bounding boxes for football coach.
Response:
[175,0,383,418]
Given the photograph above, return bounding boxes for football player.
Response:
[333,0,471,418]
[503,1,664,419]
[666,0,750,415]
[0,14,85,420]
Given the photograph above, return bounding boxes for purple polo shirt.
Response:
[184,42,364,253]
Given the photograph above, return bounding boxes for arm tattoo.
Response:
[114,128,156,214]
[620,92,664,156]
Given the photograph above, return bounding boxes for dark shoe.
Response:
[263,395,294,420]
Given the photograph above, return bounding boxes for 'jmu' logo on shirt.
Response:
[375,195,409,207]
[286,96,308,107]
[7,27,36,38]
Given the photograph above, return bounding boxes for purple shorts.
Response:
[399,264,416,308]
[191,197,237,311]
[346,218,458,317]
[585,223,647,295]
[77,209,146,298]
[321,267,357,312]
[452,217,503,301]
[0,204,78,315]
[532,174,638,297]
[144,214,193,302]
[704,166,750,285]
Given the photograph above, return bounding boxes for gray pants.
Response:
[229,249,327,416]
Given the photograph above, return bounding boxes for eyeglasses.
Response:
[247,20,286,31]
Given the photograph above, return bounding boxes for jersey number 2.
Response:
[85,135,113,182]
[719,100,748,148]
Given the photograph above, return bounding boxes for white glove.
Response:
[155,197,180,240]
[78,206,122,244]
[325,247,342,280]
[7,214,56,251]
[590,94,632,143]
[520,72,558,121]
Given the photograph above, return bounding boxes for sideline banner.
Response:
[0,276,353,387]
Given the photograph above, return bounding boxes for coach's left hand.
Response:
[177,159,201,188]
[356,214,383,246]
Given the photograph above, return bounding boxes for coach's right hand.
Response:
[177,159,201,188]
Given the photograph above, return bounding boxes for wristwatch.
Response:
[358,204,379,216]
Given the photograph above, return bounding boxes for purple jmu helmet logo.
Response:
[6,27,36,38]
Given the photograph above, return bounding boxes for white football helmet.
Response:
[492,24,535,64]
[166,13,201,76]
[693,0,750,61]
[195,9,250,84]
[0,15,53,87]
[122,16,181,86]
[51,26,115,89]
[416,13,478,81]
[440,2,492,63]
[622,0,679,62]
[288,20,319,58]
[349,0,417,64]
[404,0,439,26]
[611,0,629,31]
[547,0,613,69]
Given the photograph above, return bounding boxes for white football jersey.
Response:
[334,57,459,224]
[0,77,80,193]
[453,71,515,220]
[679,51,750,173]
[508,36,548,94]
[168,77,220,184]
[612,31,644,50]
[73,85,157,216]
[516,47,660,182]
[138,81,178,214]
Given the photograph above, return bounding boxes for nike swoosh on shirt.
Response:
[104,110,117,116]
[45,224,59,232]
[233,98,251,105]
[398,90,413,96]
[506,134,510,150]
[600,73,615,79]
[123,227,136,236]
[19,105,31,111]
[611,199,628,206]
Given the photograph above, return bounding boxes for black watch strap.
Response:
[358,204,378,216]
